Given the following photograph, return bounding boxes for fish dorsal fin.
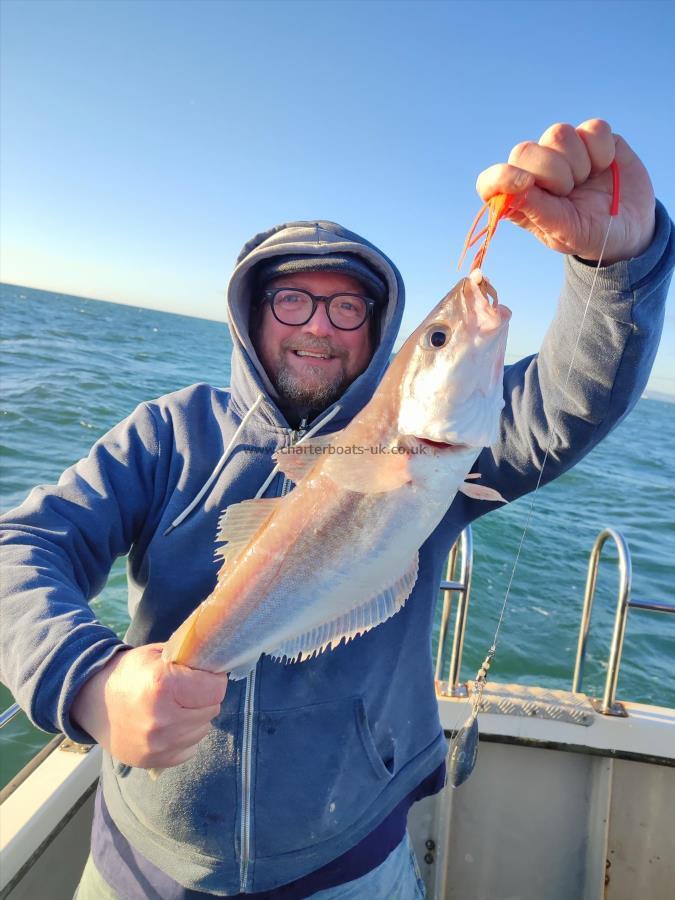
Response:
[214,497,280,568]
[262,553,419,670]
[272,433,338,483]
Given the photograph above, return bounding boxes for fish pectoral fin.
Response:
[324,450,412,494]
[267,553,420,664]
[214,497,280,570]
[272,434,336,483]
[277,431,413,494]
[458,480,507,503]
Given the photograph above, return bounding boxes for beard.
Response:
[269,336,355,410]
[274,363,351,409]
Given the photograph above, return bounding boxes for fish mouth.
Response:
[418,438,468,451]
[408,436,471,453]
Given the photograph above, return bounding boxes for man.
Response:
[1,120,672,899]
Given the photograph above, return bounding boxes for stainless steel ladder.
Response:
[434,525,674,715]
[572,527,675,715]
[434,526,474,697]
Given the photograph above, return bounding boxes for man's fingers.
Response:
[477,120,616,205]
[145,715,214,753]
[476,140,575,202]
[157,703,222,727]
[167,720,213,748]
[576,119,614,175]
[507,142,575,196]
[167,664,229,710]
[538,123,591,186]
[157,744,204,769]
[476,163,534,202]
[145,740,206,770]
[156,723,215,768]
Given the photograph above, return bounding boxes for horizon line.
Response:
[0,280,230,326]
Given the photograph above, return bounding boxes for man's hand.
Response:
[476,119,656,264]
[70,644,228,769]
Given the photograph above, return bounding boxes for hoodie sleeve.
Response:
[468,199,673,509]
[0,401,161,743]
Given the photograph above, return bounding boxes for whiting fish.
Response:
[162,269,511,680]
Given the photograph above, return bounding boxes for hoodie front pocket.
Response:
[253,697,393,858]
[108,713,241,860]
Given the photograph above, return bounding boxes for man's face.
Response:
[253,270,375,410]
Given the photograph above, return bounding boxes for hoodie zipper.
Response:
[238,417,308,892]
[239,668,256,891]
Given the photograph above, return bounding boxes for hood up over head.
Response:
[227,220,404,432]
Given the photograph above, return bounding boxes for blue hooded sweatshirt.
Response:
[0,207,672,894]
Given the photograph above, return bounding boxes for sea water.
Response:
[1,282,673,788]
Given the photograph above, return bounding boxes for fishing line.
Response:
[472,214,615,704]
[164,397,342,532]
[448,160,621,779]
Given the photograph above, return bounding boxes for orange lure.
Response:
[457,193,514,272]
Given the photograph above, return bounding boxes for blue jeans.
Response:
[312,833,426,899]
[74,832,426,899]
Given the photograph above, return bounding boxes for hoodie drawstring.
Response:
[163,397,342,535]
[163,394,264,535]
[253,404,342,499]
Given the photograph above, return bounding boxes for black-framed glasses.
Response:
[262,288,376,331]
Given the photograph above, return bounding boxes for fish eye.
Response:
[421,325,450,350]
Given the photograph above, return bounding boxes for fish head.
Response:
[396,269,511,451]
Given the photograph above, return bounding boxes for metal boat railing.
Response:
[434,526,473,696]
[0,703,20,729]
[434,525,674,716]
[2,526,673,735]
[572,527,675,716]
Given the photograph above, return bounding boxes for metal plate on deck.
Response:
[469,682,595,726]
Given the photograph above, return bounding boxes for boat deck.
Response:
[2,682,674,900]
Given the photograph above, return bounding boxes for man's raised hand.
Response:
[475,118,656,265]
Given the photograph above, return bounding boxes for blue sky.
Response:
[1,0,673,394]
